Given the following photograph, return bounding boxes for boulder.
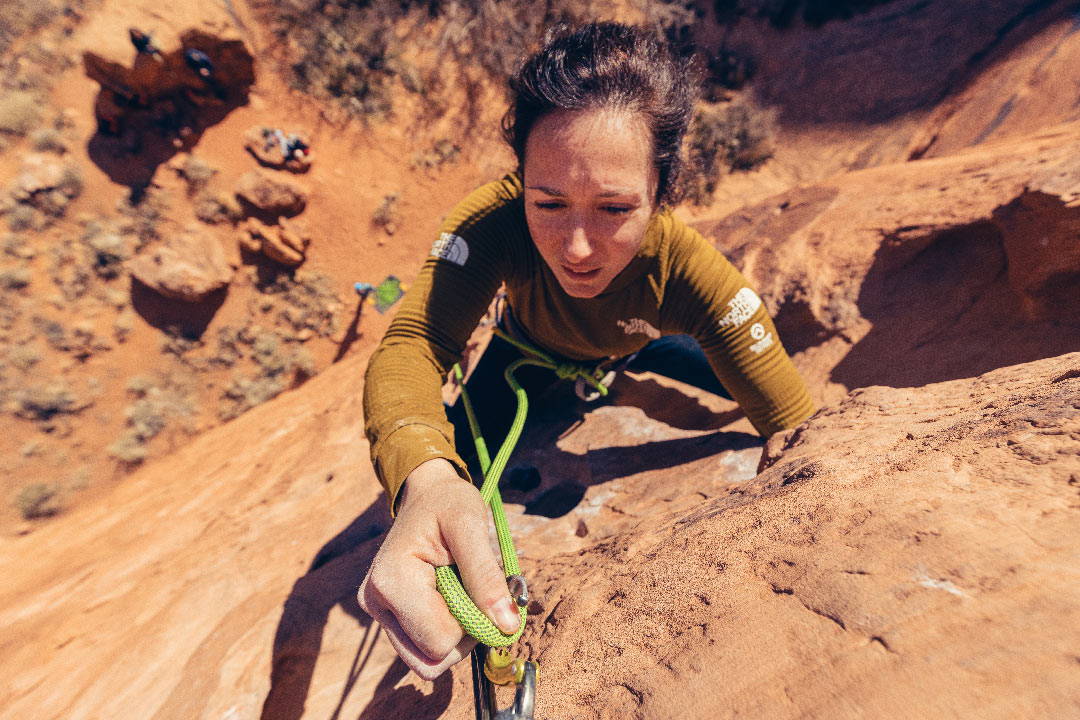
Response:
[127,228,235,301]
[235,170,308,216]
[240,216,311,266]
[243,126,313,172]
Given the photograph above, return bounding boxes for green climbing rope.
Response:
[434,329,610,647]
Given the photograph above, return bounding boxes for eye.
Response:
[534,201,565,210]
[601,205,633,215]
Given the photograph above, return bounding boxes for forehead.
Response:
[524,109,654,192]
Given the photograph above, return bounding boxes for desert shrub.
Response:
[193,191,242,225]
[161,326,203,356]
[412,138,461,170]
[49,237,93,300]
[0,90,42,136]
[124,398,167,440]
[113,307,136,342]
[0,1,59,55]
[179,155,217,195]
[3,233,35,259]
[15,482,61,519]
[262,0,697,121]
[8,344,42,370]
[254,268,341,338]
[218,328,317,420]
[682,101,775,205]
[12,380,80,420]
[211,326,243,367]
[7,204,36,232]
[108,432,149,464]
[83,230,130,279]
[117,188,167,249]
[30,127,66,153]
[32,315,70,351]
[109,373,196,464]
[371,193,400,235]
[0,266,31,290]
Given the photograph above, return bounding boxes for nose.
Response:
[562,223,593,265]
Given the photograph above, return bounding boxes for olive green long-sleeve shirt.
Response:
[363,174,815,514]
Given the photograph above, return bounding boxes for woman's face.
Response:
[523,108,658,299]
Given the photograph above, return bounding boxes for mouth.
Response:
[561,265,601,281]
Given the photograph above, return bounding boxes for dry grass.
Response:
[0,90,43,136]
[15,482,61,519]
[682,100,775,206]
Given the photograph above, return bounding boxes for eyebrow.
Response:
[526,185,639,198]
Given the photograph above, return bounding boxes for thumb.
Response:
[441,511,520,635]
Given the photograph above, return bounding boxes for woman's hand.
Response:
[357,458,521,680]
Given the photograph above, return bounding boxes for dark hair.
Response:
[503,22,697,207]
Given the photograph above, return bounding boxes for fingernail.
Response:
[496,599,519,633]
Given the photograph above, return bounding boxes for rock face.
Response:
[0,338,1076,719]
[521,353,1080,720]
[694,122,1080,403]
[236,170,309,216]
[127,228,235,301]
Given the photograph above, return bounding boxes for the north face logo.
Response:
[718,287,761,329]
[430,232,469,266]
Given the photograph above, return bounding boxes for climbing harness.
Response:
[440,330,610,719]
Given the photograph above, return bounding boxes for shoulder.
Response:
[440,173,525,235]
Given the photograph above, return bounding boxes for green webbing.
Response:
[433,332,611,647]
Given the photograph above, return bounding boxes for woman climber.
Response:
[358,22,816,681]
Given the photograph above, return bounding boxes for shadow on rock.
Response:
[832,216,1080,389]
[497,376,761,518]
[260,502,388,720]
[84,28,255,189]
[129,276,227,339]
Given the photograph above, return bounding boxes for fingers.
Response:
[373,607,477,681]
[360,554,464,663]
[441,510,521,635]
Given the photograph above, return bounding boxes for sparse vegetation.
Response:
[251,268,342,340]
[8,344,43,371]
[30,127,66,153]
[371,193,401,235]
[83,229,130,279]
[412,139,460,170]
[0,90,42,136]
[15,482,61,519]
[193,191,242,225]
[179,155,217,195]
[117,189,168,249]
[109,372,196,465]
[0,266,31,290]
[263,0,697,122]
[218,328,316,421]
[12,380,82,421]
[682,100,775,205]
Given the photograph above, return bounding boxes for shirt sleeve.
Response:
[659,218,816,436]
[363,175,526,515]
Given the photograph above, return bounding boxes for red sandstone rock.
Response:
[127,228,235,301]
[236,170,309,217]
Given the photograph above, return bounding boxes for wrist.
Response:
[398,458,466,512]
